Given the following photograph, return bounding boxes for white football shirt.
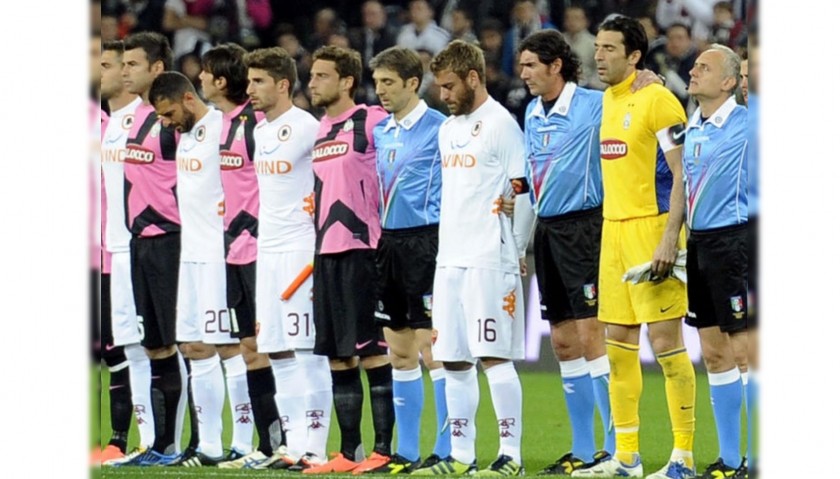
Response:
[101,97,143,253]
[177,107,225,263]
[436,97,528,273]
[253,106,319,253]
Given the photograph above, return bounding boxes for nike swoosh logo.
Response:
[260,143,282,155]
[680,405,693,410]
[181,142,197,152]
[105,343,117,351]
[355,340,373,350]
[105,134,125,145]
[671,130,686,141]
[660,304,675,313]
[451,138,470,149]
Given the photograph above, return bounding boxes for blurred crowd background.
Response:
[93,0,752,126]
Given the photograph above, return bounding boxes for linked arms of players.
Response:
[503,178,536,276]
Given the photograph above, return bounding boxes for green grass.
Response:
[94,367,728,478]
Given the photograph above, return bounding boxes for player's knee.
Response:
[647,326,683,354]
[700,343,733,372]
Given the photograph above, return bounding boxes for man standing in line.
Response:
[117,32,187,466]
[149,71,240,467]
[301,45,393,475]
[196,43,287,469]
[411,39,534,477]
[99,39,155,464]
[682,44,749,479]
[362,46,451,474]
[573,16,696,479]
[517,30,614,475]
[244,46,334,471]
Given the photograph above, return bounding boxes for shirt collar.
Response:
[383,100,428,132]
[688,96,738,129]
[527,82,577,119]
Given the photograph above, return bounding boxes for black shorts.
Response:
[685,224,748,333]
[130,233,180,349]
[375,225,437,330]
[226,262,256,338]
[533,207,602,324]
[313,249,387,359]
[747,216,758,328]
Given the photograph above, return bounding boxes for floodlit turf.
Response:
[95,367,729,478]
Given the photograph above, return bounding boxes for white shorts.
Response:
[431,266,525,362]
[176,261,238,344]
[256,250,315,353]
[109,252,143,346]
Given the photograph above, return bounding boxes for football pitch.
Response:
[94,368,729,478]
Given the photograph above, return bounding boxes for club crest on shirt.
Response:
[623,112,632,130]
[471,121,482,136]
[693,143,702,161]
[278,124,292,141]
[343,119,354,132]
[542,133,550,149]
[195,125,206,142]
[121,114,134,130]
[150,122,161,138]
[388,149,396,164]
[235,122,245,141]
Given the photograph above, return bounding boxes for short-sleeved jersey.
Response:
[312,104,388,254]
[372,100,444,230]
[220,102,262,265]
[124,103,180,237]
[177,108,225,263]
[600,71,687,221]
[683,97,748,231]
[524,83,603,217]
[102,97,143,253]
[747,94,758,218]
[254,106,320,253]
[436,97,527,273]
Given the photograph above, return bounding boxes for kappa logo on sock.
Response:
[280,415,289,428]
[134,405,148,424]
[498,418,516,438]
[307,410,326,429]
[195,406,204,424]
[450,418,469,437]
[235,404,253,423]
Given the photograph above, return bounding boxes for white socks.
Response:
[222,355,253,454]
[445,367,479,465]
[297,350,333,458]
[485,362,523,464]
[270,357,308,458]
[124,343,155,448]
[190,355,225,457]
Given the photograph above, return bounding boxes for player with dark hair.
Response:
[301,45,393,475]
[149,71,239,467]
[573,16,696,479]
[99,38,155,465]
[114,31,187,467]
[364,46,450,474]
